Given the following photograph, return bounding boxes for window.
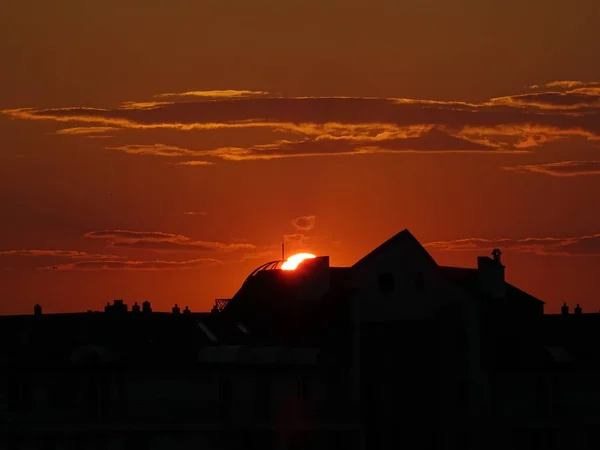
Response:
[377,272,395,294]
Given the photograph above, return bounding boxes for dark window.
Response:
[377,272,395,294]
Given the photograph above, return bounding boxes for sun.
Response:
[281,253,316,271]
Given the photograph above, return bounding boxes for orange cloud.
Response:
[120,101,174,110]
[502,161,600,177]
[425,234,600,256]
[174,161,215,166]
[543,81,600,89]
[84,230,255,252]
[55,127,119,135]
[122,130,519,165]
[106,144,203,157]
[3,81,600,157]
[155,90,269,99]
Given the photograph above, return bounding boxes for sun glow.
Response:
[281,253,316,270]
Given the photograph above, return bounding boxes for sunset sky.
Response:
[1,0,599,315]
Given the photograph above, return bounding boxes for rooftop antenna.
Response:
[282,242,285,261]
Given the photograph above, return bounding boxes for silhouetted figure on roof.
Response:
[132,302,141,313]
[492,248,502,264]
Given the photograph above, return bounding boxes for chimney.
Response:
[172,304,181,314]
[33,304,42,316]
[104,302,112,313]
[132,302,141,313]
[183,306,191,315]
[477,249,506,299]
[574,304,582,315]
[561,302,569,316]
[142,301,152,313]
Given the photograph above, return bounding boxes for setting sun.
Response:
[281,253,316,271]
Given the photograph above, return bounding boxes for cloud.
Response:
[425,234,600,256]
[183,211,207,216]
[120,101,174,110]
[155,90,269,99]
[488,92,600,110]
[174,161,215,166]
[0,249,120,260]
[502,161,600,177]
[238,249,280,262]
[541,81,600,89]
[283,234,309,245]
[83,230,256,252]
[43,258,222,271]
[106,144,200,157]
[291,215,316,231]
[116,130,519,165]
[3,81,600,157]
[55,127,119,135]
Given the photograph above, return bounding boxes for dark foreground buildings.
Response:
[1,229,600,449]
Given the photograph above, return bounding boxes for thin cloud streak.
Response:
[0,249,121,260]
[55,127,119,135]
[502,161,600,177]
[84,230,256,252]
[425,233,600,256]
[108,131,528,164]
[155,90,269,99]
[43,258,222,271]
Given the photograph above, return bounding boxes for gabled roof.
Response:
[351,228,438,268]
[439,266,544,304]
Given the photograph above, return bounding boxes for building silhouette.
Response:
[1,229,599,449]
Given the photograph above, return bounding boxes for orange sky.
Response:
[1,0,599,315]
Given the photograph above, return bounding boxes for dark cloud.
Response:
[84,230,256,252]
[502,161,600,177]
[43,258,222,271]
[425,234,600,256]
[291,215,316,231]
